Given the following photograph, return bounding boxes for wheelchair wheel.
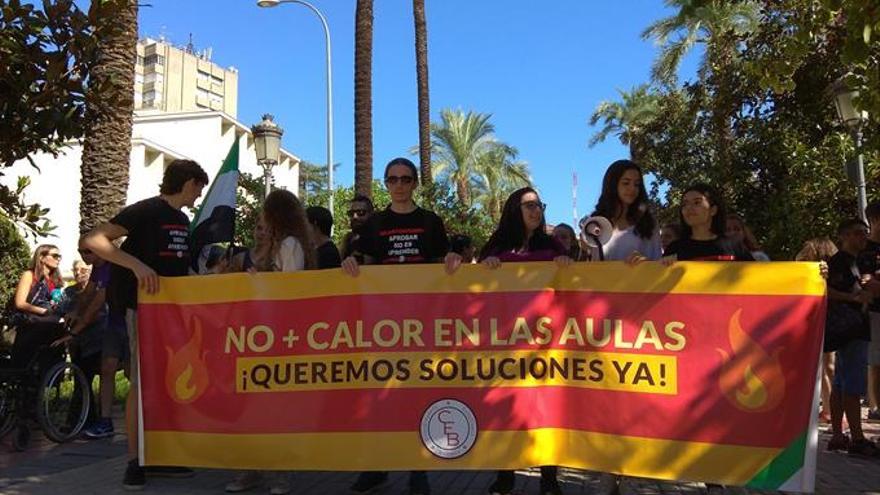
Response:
[36,360,89,443]
[0,388,14,439]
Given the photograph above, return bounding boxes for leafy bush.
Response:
[0,216,30,305]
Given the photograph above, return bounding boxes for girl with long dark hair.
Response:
[552,223,582,261]
[663,183,753,262]
[590,160,661,262]
[477,187,569,495]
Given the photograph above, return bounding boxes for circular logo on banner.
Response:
[420,399,478,459]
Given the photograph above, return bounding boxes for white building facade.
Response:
[3,110,300,272]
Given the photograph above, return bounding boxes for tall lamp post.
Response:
[252,114,284,199]
[832,78,869,223]
[257,0,334,213]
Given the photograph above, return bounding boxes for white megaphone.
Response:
[578,215,613,261]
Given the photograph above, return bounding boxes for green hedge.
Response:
[0,217,30,306]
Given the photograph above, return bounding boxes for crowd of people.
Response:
[4,156,877,495]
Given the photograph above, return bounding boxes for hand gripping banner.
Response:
[137,262,825,492]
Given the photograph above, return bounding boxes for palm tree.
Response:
[641,0,760,84]
[429,109,496,207]
[428,109,531,215]
[413,0,431,187]
[588,84,661,163]
[79,0,138,235]
[473,144,531,222]
[354,0,373,198]
[642,0,760,190]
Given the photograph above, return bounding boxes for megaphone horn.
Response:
[579,215,613,248]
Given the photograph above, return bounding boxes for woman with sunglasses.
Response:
[590,159,661,263]
[9,244,66,369]
[475,187,570,495]
[342,157,455,495]
[342,157,457,275]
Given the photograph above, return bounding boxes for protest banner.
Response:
[138,261,825,492]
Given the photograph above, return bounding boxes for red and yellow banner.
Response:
[138,262,825,492]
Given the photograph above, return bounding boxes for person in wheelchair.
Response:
[8,244,67,373]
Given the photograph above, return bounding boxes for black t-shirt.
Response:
[360,207,449,264]
[108,197,191,312]
[664,236,755,261]
[317,240,342,269]
[828,251,860,302]
[858,239,880,312]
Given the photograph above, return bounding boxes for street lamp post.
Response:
[252,114,284,199]
[257,0,335,214]
[832,78,869,223]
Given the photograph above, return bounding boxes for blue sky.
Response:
[139,0,698,226]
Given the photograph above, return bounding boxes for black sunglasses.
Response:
[347,209,369,218]
[384,175,415,185]
[521,201,547,212]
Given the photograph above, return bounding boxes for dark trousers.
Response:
[10,320,64,372]
[494,466,557,491]
[73,351,102,422]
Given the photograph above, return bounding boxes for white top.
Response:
[593,225,662,261]
[274,236,306,272]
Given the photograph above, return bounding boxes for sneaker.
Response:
[705,484,726,495]
[868,408,880,421]
[488,481,512,495]
[594,473,619,495]
[350,471,389,494]
[848,438,880,457]
[268,472,292,495]
[145,466,195,478]
[226,471,264,492]
[123,459,146,491]
[827,434,850,452]
[83,417,114,439]
[540,478,563,495]
[409,471,431,495]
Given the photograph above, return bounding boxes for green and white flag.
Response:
[190,140,239,273]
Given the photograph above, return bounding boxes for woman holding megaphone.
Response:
[582,159,661,264]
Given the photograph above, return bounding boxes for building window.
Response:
[134,74,144,85]
[196,88,210,100]
[197,70,211,83]
[210,74,223,86]
[144,72,162,84]
[144,54,165,66]
[209,92,224,105]
[135,55,144,66]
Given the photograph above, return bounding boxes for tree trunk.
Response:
[456,177,470,209]
[413,0,431,186]
[79,0,137,235]
[707,35,736,197]
[354,0,374,198]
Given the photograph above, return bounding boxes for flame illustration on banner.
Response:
[717,309,785,412]
[165,316,210,404]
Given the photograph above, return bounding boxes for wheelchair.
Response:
[0,322,91,451]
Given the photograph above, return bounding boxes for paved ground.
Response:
[2,408,879,495]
